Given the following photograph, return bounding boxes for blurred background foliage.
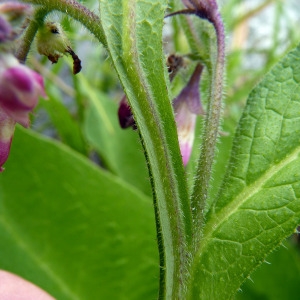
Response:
[10,0,300,298]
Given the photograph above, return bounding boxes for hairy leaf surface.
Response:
[236,241,300,300]
[189,44,300,299]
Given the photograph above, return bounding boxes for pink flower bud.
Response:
[173,64,204,166]
[0,54,46,127]
[0,54,46,171]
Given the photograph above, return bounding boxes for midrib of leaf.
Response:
[0,215,80,300]
[195,144,300,261]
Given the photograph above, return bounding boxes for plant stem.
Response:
[120,3,191,295]
[138,130,166,299]
[191,7,226,250]
[15,7,47,63]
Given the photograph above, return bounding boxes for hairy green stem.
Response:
[119,2,192,296]
[191,8,226,250]
[16,0,106,62]
[138,130,166,299]
[98,1,194,297]
[15,7,47,63]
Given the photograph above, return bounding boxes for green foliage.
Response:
[99,0,192,297]
[1,0,300,299]
[237,241,300,300]
[188,43,300,300]
[83,89,152,196]
[40,92,87,155]
[0,127,157,299]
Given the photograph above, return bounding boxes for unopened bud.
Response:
[0,53,46,171]
[173,64,204,165]
[118,95,136,129]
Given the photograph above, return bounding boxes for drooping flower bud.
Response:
[173,64,204,166]
[0,54,46,127]
[0,54,46,171]
[36,21,82,74]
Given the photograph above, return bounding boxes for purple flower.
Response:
[173,64,204,166]
[0,54,46,171]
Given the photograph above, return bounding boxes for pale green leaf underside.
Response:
[189,44,300,299]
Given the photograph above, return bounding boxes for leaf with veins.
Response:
[188,44,300,300]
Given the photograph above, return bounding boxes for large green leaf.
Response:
[39,91,87,155]
[188,44,300,299]
[82,80,152,196]
[0,127,157,299]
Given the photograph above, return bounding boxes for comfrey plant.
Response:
[0,0,300,299]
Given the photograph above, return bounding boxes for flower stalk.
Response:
[168,0,226,250]
[190,0,226,249]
